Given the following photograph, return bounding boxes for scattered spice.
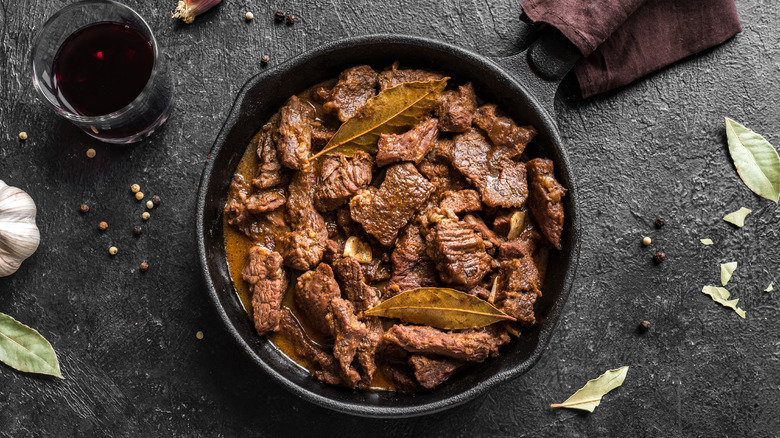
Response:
[133,225,143,236]
[108,246,118,256]
[700,238,714,245]
[723,207,751,227]
[98,221,109,231]
[142,212,150,220]
[196,331,204,340]
[550,366,629,412]
[765,283,774,293]
[18,132,27,141]
[146,200,154,209]
[274,10,285,22]
[131,184,140,193]
[86,148,96,158]
[724,117,780,203]
[639,320,651,332]
[642,236,651,246]
[655,218,666,228]
[286,14,295,25]
[135,192,144,201]
[701,286,746,319]
[172,0,223,24]
[140,262,149,272]
[245,11,254,20]
[653,251,666,264]
[720,262,738,286]
[152,195,161,206]
[261,55,270,66]
[79,204,90,214]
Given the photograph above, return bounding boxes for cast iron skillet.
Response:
[196,30,581,418]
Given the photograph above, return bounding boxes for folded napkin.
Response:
[521,0,743,97]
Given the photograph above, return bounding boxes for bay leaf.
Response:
[550,366,629,412]
[0,312,63,379]
[720,261,738,286]
[310,78,449,160]
[701,286,746,319]
[723,207,752,227]
[700,238,714,246]
[765,283,774,293]
[725,117,780,203]
[364,287,514,330]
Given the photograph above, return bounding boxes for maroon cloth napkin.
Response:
[522,0,742,98]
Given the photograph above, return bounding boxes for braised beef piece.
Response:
[376,119,439,167]
[253,121,286,190]
[377,62,446,91]
[311,86,331,104]
[242,245,288,336]
[324,65,378,122]
[277,95,314,170]
[310,119,338,149]
[362,253,391,283]
[333,257,379,311]
[463,214,502,250]
[468,285,491,301]
[314,151,374,212]
[279,309,342,385]
[498,228,543,260]
[416,156,470,202]
[473,104,537,155]
[323,239,345,265]
[380,362,421,391]
[492,209,515,236]
[426,220,492,290]
[383,325,510,362]
[387,224,438,297]
[526,158,566,250]
[244,189,286,214]
[350,162,435,246]
[494,257,542,326]
[409,355,464,390]
[436,83,477,133]
[280,171,327,270]
[327,297,368,388]
[294,263,342,336]
[449,128,528,208]
[225,174,254,236]
[440,190,481,215]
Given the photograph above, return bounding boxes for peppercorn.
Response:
[146,200,154,209]
[286,14,295,25]
[133,225,143,236]
[655,218,666,228]
[109,246,118,256]
[79,204,90,213]
[642,236,651,246]
[135,192,144,201]
[99,221,109,231]
[18,132,27,141]
[152,195,161,206]
[140,262,149,272]
[86,148,96,158]
[245,11,254,20]
[261,55,270,66]
[131,184,140,193]
[653,251,666,264]
[142,212,150,220]
[274,10,285,22]
[639,320,651,332]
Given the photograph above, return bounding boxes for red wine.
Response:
[52,22,154,117]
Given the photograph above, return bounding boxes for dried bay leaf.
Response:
[765,283,774,293]
[364,287,514,330]
[550,366,629,412]
[0,312,63,379]
[725,117,780,203]
[701,286,746,319]
[720,262,738,286]
[723,207,752,227]
[700,238,714,245]
[311,78,449,160]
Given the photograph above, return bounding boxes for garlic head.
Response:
[0,180,40,277]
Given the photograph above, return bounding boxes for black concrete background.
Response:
[1,1,779,436]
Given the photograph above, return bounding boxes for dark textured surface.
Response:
[1,0,779,436]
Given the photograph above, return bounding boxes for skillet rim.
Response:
[195,33,581,418]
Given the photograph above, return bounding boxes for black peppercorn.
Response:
[79,204,90,213]
[133,225,143,236]
[286,14,295,25]
[653,251,666,264]
[274,10,286,22]
[655,217,666,228]
[261,55,270,65]
[140,262,149,272]
[151,195,161,206]
[639,320,651,332]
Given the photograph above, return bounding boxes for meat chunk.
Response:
[241,246,288,336]
[383,325,510,362]
[324,65,378,122]
[225,174,254,236]
[526,158,566,250]
[492,209,515,236]
[474,104,537,155]
[277,95,314,170]
[439,190,481,215]
[244,189,286,214]
[323,238,345,265]
[376,119,439,167]
[494,257,542,326]
[294,263,342,336]
[279,309,342,385]
[387,224,438,296]
[377,62,446,91]
[436,83,477,133]
[310,119,337,149]
[426,220,492,290]
[380,362,420,391]
[463,214,502,250]
[449,129,528,208]
[409,355,463,389]
[350,162,435,246]
[327,297,368,388]
[253,121,285,189]
[314,151,374,212]
[332,257,380,311]
[280,171,327,270]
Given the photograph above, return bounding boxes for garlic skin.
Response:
[172,0,222,24]
[0,180,40,277]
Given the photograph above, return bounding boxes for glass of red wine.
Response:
[30,1,173,144]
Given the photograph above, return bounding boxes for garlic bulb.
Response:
[0,180,40,277]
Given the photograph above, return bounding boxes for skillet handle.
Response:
[492,28,581,116]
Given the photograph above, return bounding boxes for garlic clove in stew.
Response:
[0,180,41,277]
[171,0,222,24]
